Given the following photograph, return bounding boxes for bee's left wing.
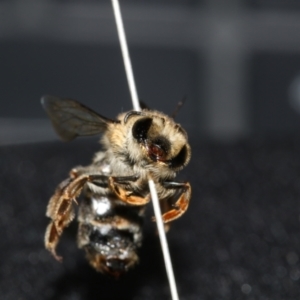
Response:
[41,95,119,141]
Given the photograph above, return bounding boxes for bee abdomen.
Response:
[89,228,134,250]
[77,195,143,275]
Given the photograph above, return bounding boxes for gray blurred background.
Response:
[1,0,300,145]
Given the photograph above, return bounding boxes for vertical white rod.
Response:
[111,0,140,112]
[148,180,179,300]
[111,1,179,300]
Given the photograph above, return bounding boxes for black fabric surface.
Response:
[1,136,300,300]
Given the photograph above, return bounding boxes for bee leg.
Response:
[159,200,172,232]
[87,174,150,205]
[108,175,151,206]
[159,181,191,223]
[45,174,95,261]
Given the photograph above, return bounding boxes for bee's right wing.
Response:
[41,95,119,141]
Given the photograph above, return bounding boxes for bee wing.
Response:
[41,95,118,141]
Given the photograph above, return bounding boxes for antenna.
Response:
[111,1,179,299]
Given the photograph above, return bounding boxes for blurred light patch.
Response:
[241,283,252,294]
[288,74,300,114]
[0,118,57,145]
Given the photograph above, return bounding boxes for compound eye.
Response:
[168,145,189,169]
[132,117,152,142]
[148,143,166,161]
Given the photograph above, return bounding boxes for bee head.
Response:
[125,111,191,173]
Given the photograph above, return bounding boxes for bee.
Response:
[42,95,191,277]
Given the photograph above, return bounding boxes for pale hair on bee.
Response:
[42,95,191,277]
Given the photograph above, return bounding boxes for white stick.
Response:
[148,179,179,300]
[111,0,140,112]
[111,1,179,300]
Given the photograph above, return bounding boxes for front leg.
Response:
[108,175,150,206]
[158,181,191,223]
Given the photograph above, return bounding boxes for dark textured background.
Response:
[1,135,300,299]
